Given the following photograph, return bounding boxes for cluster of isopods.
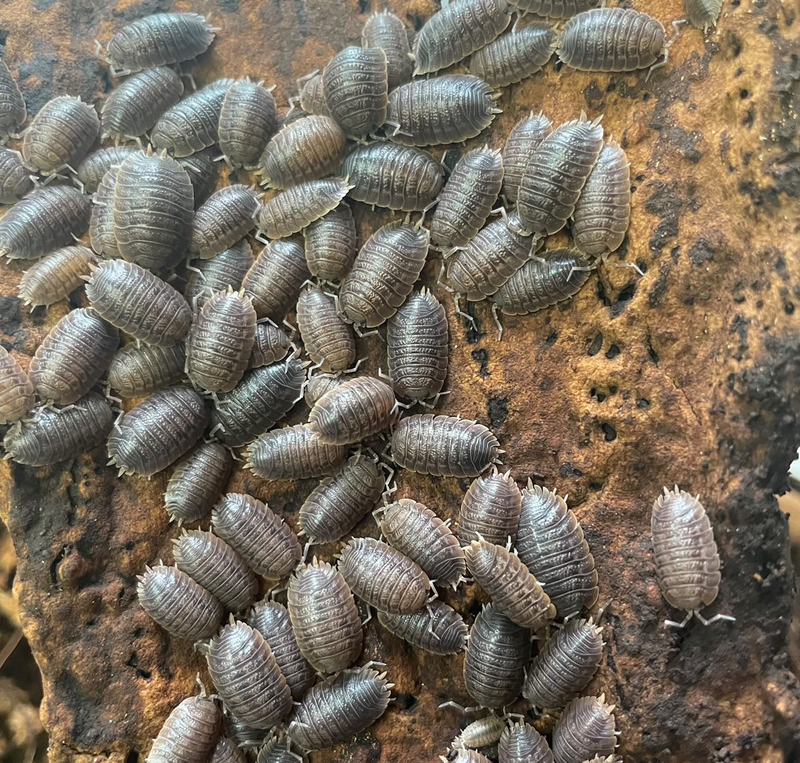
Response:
[0,0,731,761]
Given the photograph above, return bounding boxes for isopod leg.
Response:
[664,611,693,628]
[438,701,482,715]
[491,303,504,341]
[694,610,736,626]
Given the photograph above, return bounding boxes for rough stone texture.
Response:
[0,0,798,762]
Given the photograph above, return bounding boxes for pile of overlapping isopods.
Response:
[0,0,731,761]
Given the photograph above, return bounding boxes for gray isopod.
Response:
[165,442,233,524]
[457,468,522,547]
[225,716,266,749]
[256,738,299,763]
[452,715,507,750]
[298,72,331,117]
[249,323,292,368]
[210,737,246,763]
[242,237,310,320]
[18,246,98,308]
[0,146,33,203]
[219,78,278,168]
[76,146,139,194]
[189,184,259,259]
[508,0,598,18]
[469,23,558,87]
[296,285,356,372]
[0,346,34,425]
[684,0,723,30]
[377,599,467,655]
[108,342,186,398]
[362,9,413,90]
[304,372,347,407]
[551,695,616,763]
[498,721,554,763]
[146,693,222,763]
[453,751,493,763]
[257,178,351,239]
[303,202,357,282]
[185,240,255,310]
[89,166,120,258]
[502,112,553,203]
[179,148,220,207]
[0,53,26,137]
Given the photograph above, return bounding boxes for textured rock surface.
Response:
[0,0,799,762]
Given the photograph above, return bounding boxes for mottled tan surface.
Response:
[0,0,799,761]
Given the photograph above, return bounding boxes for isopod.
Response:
[387,75,500,147]
[287,558,363,673]
[469,23,558,87]
[431,148,503,249]
[185,240,254,309]
[0,146,33,203]
[338,536,430,614]
[250,323,292,368]
[189,184,259,259]
[304,372,346,407]
[3,392,113,466]
[412,0,511,75]
[684,0,723,30]
[212,493,302,579]
[210,737,246,763]
[179,148,220,207]
[18,246,98,307]
[255,737,297,763]
[29,308,119,405]
[137,563,223,641]
[0,186,91,260]
[339,222,429,327]
[391,414,500,478]
[22,96,99,175]
[207,620,292,729]
[107,386,209,477]
[257,178,351,239]
[242,237,310,320]
[377,599,467,655]
[508,0,599,18]
[502,112,553,204]
[89,166,120,258]
[0,54,26,137]
[551,695,616,763]
[516,483,599,618]
[362,10,413,89]
[457,469,522,547]
[219,78,278,168]
[303,202,357,282]
[165,442,232,524]
[108,342,186,398]
[298,72,331,117]
[288,666,391,750]
[0,346,34,425]
[296,285,356,372]
[453,751,493,763]
[498,721,554,763]
[225,716,266,749]
[76,146,139,194]
[146,693,221,763]
[453,715,506,750]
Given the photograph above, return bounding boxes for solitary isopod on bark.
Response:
[179,149,220,207]
[108,342,186,398]
[0,147,33,203]
[190,185,259,259]
[0,346,34,425]
[684,0,723,31]
[18,246,98,308]
[146,692,222,763]
[362,10,413,90]
[457,468,522,547]
[165,442,232,524]
[296,285,356,372]
[210,737,246,763]
[89,167,120,258]
[303,202,357,282]
[551,695,616,763]
[378,599,467,655]
[304,372,347,407]
[469,23,558,87]
[247,423,348,481]
[219,78,278,168]
[453,715,507,750]
[0,54,26,138]
[76,146,139,194]
[185,240,254,309]
[249,323,292,368]
[498,721,554,763]
[508,0,598,18]
[502,112,553,204]
[257,178,351,239]
[242,237,310,320]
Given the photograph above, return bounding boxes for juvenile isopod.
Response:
[377,599,467,655]
[508,0,598,18]
[0,346,34,425]
[3,392,113,466]
[287,558,363,673]
[551,695,616,763]
[212,493,302,579]
[208,620,292,729]
[469,23,558,87]
[452,715,507,750]
[362,10,413,89]
[0,146,33,203]
[498,721,554,763]
[179,148,220,207]
[22,96,100,175]
[76,146,139,194]
[146,693,222,763]
[165,442,232,524]
[257,178,351,239]
[108,342,186,398]
[308,375,396,444]
[296,285,356,372]
[29,308,119,405]
[412,0,511,75]
[386,75,500,147]
[210,737,246,763]
[107,386,209,477]
[189,185,259,259]
[303,202,357,282]
[0,186,91,260]
[288,666,391,750]
[431,148,503,250]
[457,468,522,547]
[242,237,310,320]
[0,54,26,137]
[516,483,599,618]
[137,563,223,641]
[89,166,120,258]
[219,78,278,168]
[391,414,500,478]
[340,222,429,327]
[298,73,330,118]
[185,240,254,309]
[249,323,292,368]
[18,246,98,308]
[304,372,347,407]
[502,112,553,204]
[342,142,443,211]
[684,0,723,31]
[465,539,556,630]
[339,536,430,614]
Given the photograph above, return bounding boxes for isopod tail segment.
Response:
[664,608,736,629]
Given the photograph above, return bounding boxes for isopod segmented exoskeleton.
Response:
[498,720,554,763]
[303,202,357,282]
[469,23,558,87]
[249,323,292,368]
[219,78,278,169]
[18,246,98,308]
[0,346,34,425]
[0,146,33,203]
[377,599,467,655]
[551,694,616,763]
[452,715,507,751]
[304,372,347,407]
[684,0,723,31]
[108,342,186,398]
[0,53,26,138]
[457,468,522,547]
[76,146,140,194]
[185,240,254,310]
[362,9,413,90]
[189,184,259,259]
[242,237,310,321]
[89,166,120,258]
[298,72,330,118]
[502,111,553,204]
[257,177,351,239]
[210,736,246,763]
[146,692,222,763]
[179,148,220,207]
[165,442,232,524]
[508,0,599,18]
[296,285,356,372]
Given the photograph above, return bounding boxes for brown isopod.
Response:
[685,0,723,31]
[0,54,26,137]
[517,114,604,236]
[412,0,511,75]
[76,146,139,194]
[22,96,100,175]
[323,46,388,138]
[137,563,223,641]
[18,246,98,307]
[517,483,599,618]
[108,342,186,398]
[179,148,221,207]
[298,454,384,543]
[362,9,413,90]
[340,222,429,327]
[113,151,194,270]
[29,307,119,405]
[249,322,291,368]
[431,148,504,250]
[342,142,443,212]
[303,202,357,282]
[89,166,120,258]
[242,237,310,320]
[498,721,554,763]
[296,285,356,372]
[304,372,347,407]
[287,558,363,673]
[557,8,667,74]
[165,441,232,524]
[187,289,256,393]
[386,289,448,403]
[551,695,616,763]
[208,620,293,729]
[0,147,33,204]
[151,79,235,157]
[210,356,305,447]
[212,493,302,579]
[86,260,192,346]
[210,737,246,763]
[0,347,34,425]
[146,693,222,763]
[509,0,598,17]
[523,618,604,709]
[502,112,553,204]
[465,539,556,629]
[219,78,278,168]
[247,423,348,481]
[3,392,113,466]
[260,115,346,189]
[248,600,315,701]
[380,499,466,587]
[288,666,391,750]
[185,240,255,310]
[101,67,184,143]
[457,469,522,547]
[391,414,501,478]
[453,715,507,750]
[106,12,217,73]
[107,386,209,477]
[338,536,431,614]
[308,375,396,445]
[469,23,559,87]
[377,599,467,655]
[189,184,259,259]
[297,72,330,117]
[257,177,351,239]
[386,74,500,147]
[572,140,631,259]
[0,186,91,260]
[651,486,734,627]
